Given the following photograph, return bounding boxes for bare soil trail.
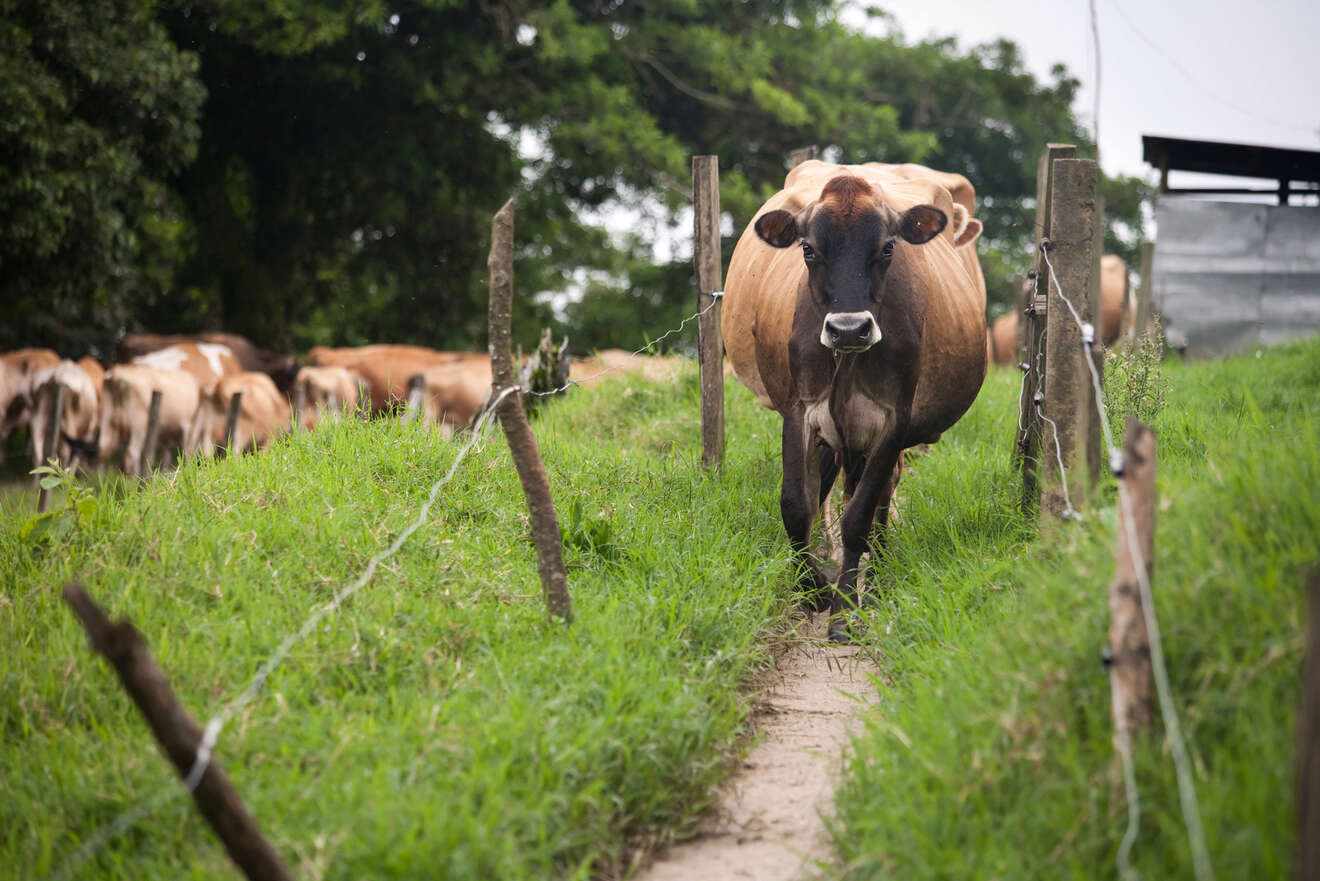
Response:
[636,613,877,881]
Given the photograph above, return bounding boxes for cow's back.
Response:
[723,161,987,443]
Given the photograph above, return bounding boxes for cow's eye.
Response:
[801,242,817,263]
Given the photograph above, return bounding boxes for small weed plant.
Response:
[1104,318,1170,441]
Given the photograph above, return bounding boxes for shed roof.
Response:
[1143,135,1320,184]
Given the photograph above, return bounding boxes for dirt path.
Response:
[636,613,876,881]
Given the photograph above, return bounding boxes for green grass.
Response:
[1,367,796,880]
[831,337,1320,879]
[4,337,1316,881]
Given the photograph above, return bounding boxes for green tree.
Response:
[0,0,204,356]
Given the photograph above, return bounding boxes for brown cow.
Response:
[28,360,101,474]
[987,254,1131,366]
[293,365,363,429]
[131,342,243,395]
[187,371,291,456]
[99,365,200,475]
[416,358,493,435]
[307,345,484,414]
[567,350,688,388]
[119,332,301,391]
[1,348,61,460]
[722,160,987,641]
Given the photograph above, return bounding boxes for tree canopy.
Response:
[0,0,1148,358]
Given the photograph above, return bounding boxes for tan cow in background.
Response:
[99,365,200,475]
[307,345,484,414]
[986,254,1131,367]
[187,372,291,456]
[293,365,364,428]
[27,360,102,473]
[416,358,493,435]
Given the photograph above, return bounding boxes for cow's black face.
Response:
[755,178,945,354]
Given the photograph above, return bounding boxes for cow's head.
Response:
[754,176,946,353]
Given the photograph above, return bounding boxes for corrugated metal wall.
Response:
[1152,199,1320,357]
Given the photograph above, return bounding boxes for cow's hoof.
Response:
[827,624,858,645]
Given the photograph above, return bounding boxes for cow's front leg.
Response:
[780,407,830,608]
[829,441,903,643]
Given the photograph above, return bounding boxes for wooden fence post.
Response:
[1016,143,1076,513]
[140,389,163,475]
[405,373,426,422]
[487,199,573,623]
[224,391,244,456]
[290,381,306,432]
[36,382,66,513]
[1040,157,1100,520]
[788,145,817,168]
[62,583,292,881]
[1299,569,1320,881]
[1135,241,1156,337]
[1109,417,1155,743]
[692,155,725,471]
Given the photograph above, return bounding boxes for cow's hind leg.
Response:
[780,409,830,609]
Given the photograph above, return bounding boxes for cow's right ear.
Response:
[755,210,800,248]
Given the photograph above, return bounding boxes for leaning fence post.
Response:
[36,382,66,513]
[1109,417,1156,743]
[692,155,725,471]
[1040,157,1100,520]
[140,390,163,475]
[1299,569,1320,881]
[62,583,292,881]
[223,391,244,456]
[405,373,426,422]
[487,199,573,623]
[1016,143,1076,513]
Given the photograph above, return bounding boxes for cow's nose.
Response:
[821,312,882,352]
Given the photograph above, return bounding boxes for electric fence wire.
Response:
[1038,247,1216,881]
[50,293,728,879]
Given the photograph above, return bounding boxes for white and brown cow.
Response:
[307,345,484,415]
[1,348,61,461]
[186,371,291,456]
[131,342,243,395]
[99,364,200,475]
[722,160,988,641]
[120,332,301,391]
[27,360,102,473]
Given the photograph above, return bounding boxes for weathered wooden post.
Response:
[1109,417,1155,743]
[140,389,163,475]
[290,381,306,432]
[62,583,292,881]
[487,199,573,623]
[1299,569,1320,881]
[35,382,66,513]
[1016,143,1076,512]
[788,145,817,168]
[692,155,725,471]
[1135,241,1156,337]
[405,373,426,422]
[1039,157,1101,520]
[224,391,244,456]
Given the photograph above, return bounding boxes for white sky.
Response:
[851,0,1320,186]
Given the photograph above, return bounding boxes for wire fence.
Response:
[46,299,723,879]
[1033,246,1216,881]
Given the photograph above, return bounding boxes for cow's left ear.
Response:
[898,204,947,245]
[755,210,800,248]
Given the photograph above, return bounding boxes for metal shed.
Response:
[1143,135,1320,357]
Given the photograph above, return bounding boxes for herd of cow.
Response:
[0,332,663,479]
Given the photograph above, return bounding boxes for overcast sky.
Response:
[849,0,1320,186]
